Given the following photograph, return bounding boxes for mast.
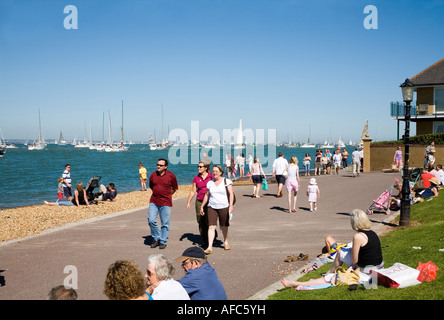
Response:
[101,112,105,143]
[121,100,124,144]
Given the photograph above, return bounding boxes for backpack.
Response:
[224,178,236,205]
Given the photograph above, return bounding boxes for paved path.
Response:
[0,169,401,300]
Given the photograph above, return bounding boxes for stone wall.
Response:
[369,144,444,171]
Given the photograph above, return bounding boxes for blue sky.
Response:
[1,0,444,144]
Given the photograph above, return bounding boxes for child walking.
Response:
[139,162,147,191]
[307,178,320,212]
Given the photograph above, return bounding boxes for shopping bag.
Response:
[371,263,421,288]
[262,179,268,191]
[417,261,439,282]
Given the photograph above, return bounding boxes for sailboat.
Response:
[75,123,91,148]
[234,119,245,149]
[105,101,128,152]
[320,140,334,148]
[300,124,316,148]
[58,131,68,145]
[336,136,346,148]
[0,129,7,156]
[149,103,169,150]
[28,110,47,150]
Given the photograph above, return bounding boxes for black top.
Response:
[357,230,383,269]
[72,190,87,205]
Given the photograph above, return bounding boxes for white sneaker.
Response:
[314,207,317,211]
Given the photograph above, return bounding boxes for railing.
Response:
[390,101,416,118]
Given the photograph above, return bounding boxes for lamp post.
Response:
[399,78,415,226]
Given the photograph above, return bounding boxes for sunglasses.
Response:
[197,165,205,168]
[157,164,166,167]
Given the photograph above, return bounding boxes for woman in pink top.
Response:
[186,161,214,248]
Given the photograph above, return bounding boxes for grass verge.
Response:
[268,193,444,300]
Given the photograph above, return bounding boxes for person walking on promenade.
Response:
[303,153,311,176]
[200,165,234,254]
[306,178,320,212]
[425,141,436,168]
[352,147,361,177]
[148,158,178,250]
[272,152,288,198]
[186,161,214,248]
[393,147,403,172]
[251,157,266,198]
[333,149,342,174]
[62,164,72,197]
[314,149,322,176]
[341,148,349,169]
[176,247,227,300]
[285,156,300,213]
[139,162,148,191]
[225,152,235,180]
[247,153,253,175]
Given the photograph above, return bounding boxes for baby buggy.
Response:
[85,176,102,204]
[366,184,393,215]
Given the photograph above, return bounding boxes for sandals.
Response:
[284,255,296,262]
[297,253,308,261]
[224,244,231,250]
[204,249,213,254]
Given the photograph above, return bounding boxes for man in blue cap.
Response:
[176,246,227,300]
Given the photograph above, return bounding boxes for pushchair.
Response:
[366,184,393,215]
[85,176,102,204]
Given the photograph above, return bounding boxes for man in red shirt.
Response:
[148,158,178,249]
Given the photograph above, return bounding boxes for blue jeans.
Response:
[147,203,171,245]
[304,163,310,174]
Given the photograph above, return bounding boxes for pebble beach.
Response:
[0,184,192,243]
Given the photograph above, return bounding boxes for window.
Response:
[435,88,444,113]
[433,121,444,133]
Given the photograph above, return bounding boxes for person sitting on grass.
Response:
[281,209,384,290]
[414,177,439,203]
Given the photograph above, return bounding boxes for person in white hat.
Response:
[306,178,320,212]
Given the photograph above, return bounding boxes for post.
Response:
[400,101,411,226]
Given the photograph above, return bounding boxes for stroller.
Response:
[85,176,102,204]
[367,184,393,215]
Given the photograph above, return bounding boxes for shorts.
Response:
[334,162,340,168]
[315,162,321,169]
[275,174,286,184]
[286,178,299,192]
[207,206,230,227]
[252,175,263,184]
[227,166,233,173]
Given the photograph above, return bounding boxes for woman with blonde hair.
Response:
[71,182,90,207]
[250,157,266,198]
[285,156,300,213]
[281,209,384,289]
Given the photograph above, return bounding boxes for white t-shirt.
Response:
[151,279,190,300]
[352,151,361,163]
[207,178,232,209]
[333,153,342,164]
[273,157,289,175]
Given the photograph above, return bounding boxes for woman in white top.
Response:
[145,254,190,300]
[285,156,300,213]
[251,157,266,198]
[201,165,234,254]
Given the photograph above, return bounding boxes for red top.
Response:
[421,172,434,189]
[149,170,178,207]
[193,172,214,201]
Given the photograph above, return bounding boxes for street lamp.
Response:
[399,78,415,226]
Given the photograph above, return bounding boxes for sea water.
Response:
[0,144,356,209]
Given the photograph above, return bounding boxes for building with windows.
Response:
[391,58,444,138]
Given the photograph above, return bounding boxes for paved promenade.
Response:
[0,169,401,300]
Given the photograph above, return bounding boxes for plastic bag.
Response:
[262,179,268,191]
[331,267,360,286]
[416,261,439,282]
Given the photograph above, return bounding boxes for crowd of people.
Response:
[43,141,439,299]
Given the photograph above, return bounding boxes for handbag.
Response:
[224,178,236,205]
[262,179,268,191]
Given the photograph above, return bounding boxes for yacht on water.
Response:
[28,110,47,150]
